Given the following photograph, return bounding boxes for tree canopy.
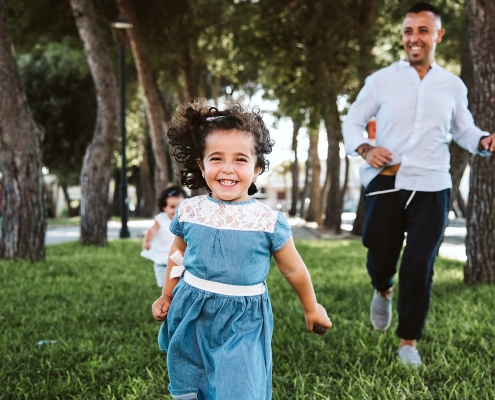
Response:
[18,39,96,187]
[4,0,473,227]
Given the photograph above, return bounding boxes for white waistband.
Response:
[183,271,265,296]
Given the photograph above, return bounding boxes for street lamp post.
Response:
[111,16,132,238]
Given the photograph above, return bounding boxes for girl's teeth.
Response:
[221,180,235,186]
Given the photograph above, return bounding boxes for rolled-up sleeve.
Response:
[451,81,491,156]
[343,76,380,155]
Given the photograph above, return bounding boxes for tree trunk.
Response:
[213,75,221,107]
[289,119,301,216]
[456,191,467,217]
[115,0,172,195]
[299,155,310,218]
[179,50,207,197]
[61,183,75,217]
[197,64,207,99]
[180,48,196,100]
[340,156,350,214]
[356,0,378,91]
[111,168,120,217]
[305,127,322,223]
[138,142,155,217]
[351,0,378,235]
[464,0,495,283]
[323,100,343,233]
[70,0,119,246]
[0,0,46,261]
[352,186,366,236]
[319,167,330,225]
[449,29,472,214]
[449,141,470,214]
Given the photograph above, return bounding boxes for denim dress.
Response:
[158,195,292,400]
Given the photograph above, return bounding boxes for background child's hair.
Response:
[166,98,274,193]
[157,186,188,209]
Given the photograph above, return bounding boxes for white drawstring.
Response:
[404,190,416,209]
[365,182,417,209]
[365,188,401,197]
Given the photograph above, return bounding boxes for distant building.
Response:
[256,156,364,214]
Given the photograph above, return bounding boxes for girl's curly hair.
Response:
[167,98,274,193]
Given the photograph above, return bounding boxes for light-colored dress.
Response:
[158,195,291,400]
[140,212,174,287]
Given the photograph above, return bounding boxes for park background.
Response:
[0,0,494,398]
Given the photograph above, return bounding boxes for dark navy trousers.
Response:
[362,175,450,340]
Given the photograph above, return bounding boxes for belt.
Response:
[169,250,266,296]
[184,270,266,296]
[380,164,401,176]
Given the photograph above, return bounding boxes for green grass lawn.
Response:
[1,240,494,399]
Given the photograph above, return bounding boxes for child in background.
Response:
[151,99,332,400]
[141,186,187,287]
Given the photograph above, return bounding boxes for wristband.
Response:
[360,145,373,160]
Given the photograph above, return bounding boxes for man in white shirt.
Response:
[343,2,495,366]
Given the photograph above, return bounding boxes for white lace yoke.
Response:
[178,195,279,233]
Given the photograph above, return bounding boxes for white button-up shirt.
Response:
[343,60,490,191]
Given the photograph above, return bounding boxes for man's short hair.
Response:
[406,2,442,19]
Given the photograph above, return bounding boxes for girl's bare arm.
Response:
[272,237,332,332]
[142,221,160,250]
[151,236,187,321]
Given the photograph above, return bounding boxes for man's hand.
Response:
[365,147,393,168]
[479,133,495,152]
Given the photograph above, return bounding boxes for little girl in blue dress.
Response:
[151,99,332,400]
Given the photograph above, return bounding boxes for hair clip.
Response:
[206,116,227,122]
[168,190,177,196]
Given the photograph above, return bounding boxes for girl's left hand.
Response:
[305,303,332,334]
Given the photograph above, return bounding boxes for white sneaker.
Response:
[370,290,392,331]
[398,345,422,366]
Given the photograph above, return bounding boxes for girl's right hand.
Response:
[142,242,151,250]
[305,303,332,334]
[152,295,173,321]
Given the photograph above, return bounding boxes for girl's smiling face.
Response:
[198,129,261,202]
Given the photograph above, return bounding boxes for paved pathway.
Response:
[46,214,467,262]
[45,220,155,245]
[288,213,467,262]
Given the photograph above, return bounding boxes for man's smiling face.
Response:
[402,11,445,67]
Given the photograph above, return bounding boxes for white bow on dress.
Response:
[169,250,185,279]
